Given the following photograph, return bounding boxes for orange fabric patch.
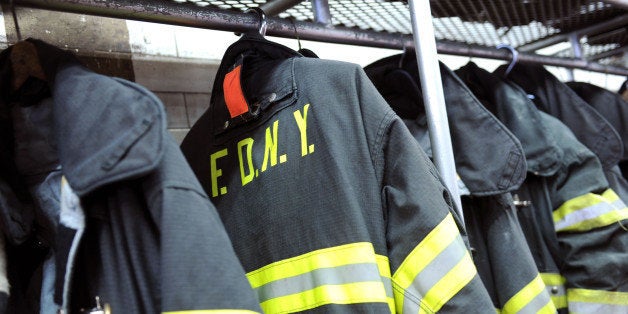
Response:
[223,65,249,118]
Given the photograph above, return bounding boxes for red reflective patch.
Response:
[223,65,249,118]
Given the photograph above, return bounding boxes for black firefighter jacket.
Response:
[0,41,262,313]
[495,64,628,206]
[364,54,555,314]
[458,62,628,313]
[180,35,495,313]
[567,81,628,179]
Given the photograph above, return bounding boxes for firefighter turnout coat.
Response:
[0,40,262,314]
[181,35,494,313]
[459,62,628,313]
[364,54,555,314]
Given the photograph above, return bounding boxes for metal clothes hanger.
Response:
[496,43,519,76]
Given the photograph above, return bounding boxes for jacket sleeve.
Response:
[545,115,628,313]
[378,114,494,313]
[160,144,262,313]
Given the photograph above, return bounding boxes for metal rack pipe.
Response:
[600,0,628,10]
[519,14,628,52]
[9,0,628,76]
[408,0,464,224]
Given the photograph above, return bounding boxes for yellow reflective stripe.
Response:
[553,189,628,232]
[568,288,628,305]
[258,281,387,313]
[163,310,260,314]
[376,254,395,313]
[538,301,558,313]
[540,273,567,309]
[392,213,478,313]
[420,251,476,312]
[393,213,459,287]
[502,274,554,314]
[246,242,376,288]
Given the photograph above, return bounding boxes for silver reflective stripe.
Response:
[402,290,422,314]
[569,302,627,313]
[554,201,616,231]
[402,235,467,311]
[518,285,553,314]
[381,276,393,298]
[254,262,381,302]
[611,199,626,209]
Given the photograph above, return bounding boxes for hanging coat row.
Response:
[1,36,626,313]
[364,51,628,313]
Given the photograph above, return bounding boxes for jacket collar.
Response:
[456,62,562,176]
[365,54,527,195]
[0,46,166,197]
[208,34,301,136]
[567,81,628,161]
[495,64,623,169]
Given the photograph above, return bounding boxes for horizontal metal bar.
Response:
[587,46,628,61]
[260,0,303,17]
[437,41,628,75]
[9,0,628,76]
[519,14,628,52]
[600,0,628,10]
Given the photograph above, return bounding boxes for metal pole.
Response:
[259,0,303,17]
[311,0,331,25]
[518,14,628,52]
[10,0,628,76]
[408,0,464,224]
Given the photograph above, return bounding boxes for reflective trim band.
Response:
[553,189,628,232]
[540,273,567,310]
[568,288,628,313]
[163,310,260,314]
[502,274,555,314]
[259,281,387,313]
[392,213,476,313]
[376,254,395,313]
[246,242,388,313]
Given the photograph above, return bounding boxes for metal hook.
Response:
[9,0,23,42]
[398,34,407,68]
[496,43,518,76]
[245,7,267,37]
[288,17,302,51]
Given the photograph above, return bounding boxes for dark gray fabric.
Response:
[182,39,494,312]
[0,42,262,313]
[457,64,628,308]
[567,81,628,162]
[364,55,526,195]
[364,54,544,312]
[495,64,623,171]
[500,65,628,203]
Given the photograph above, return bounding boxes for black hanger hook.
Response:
[288,17,302,51]
[245,7,267,37]
[496,43,519,76]
[398,34,407,68]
